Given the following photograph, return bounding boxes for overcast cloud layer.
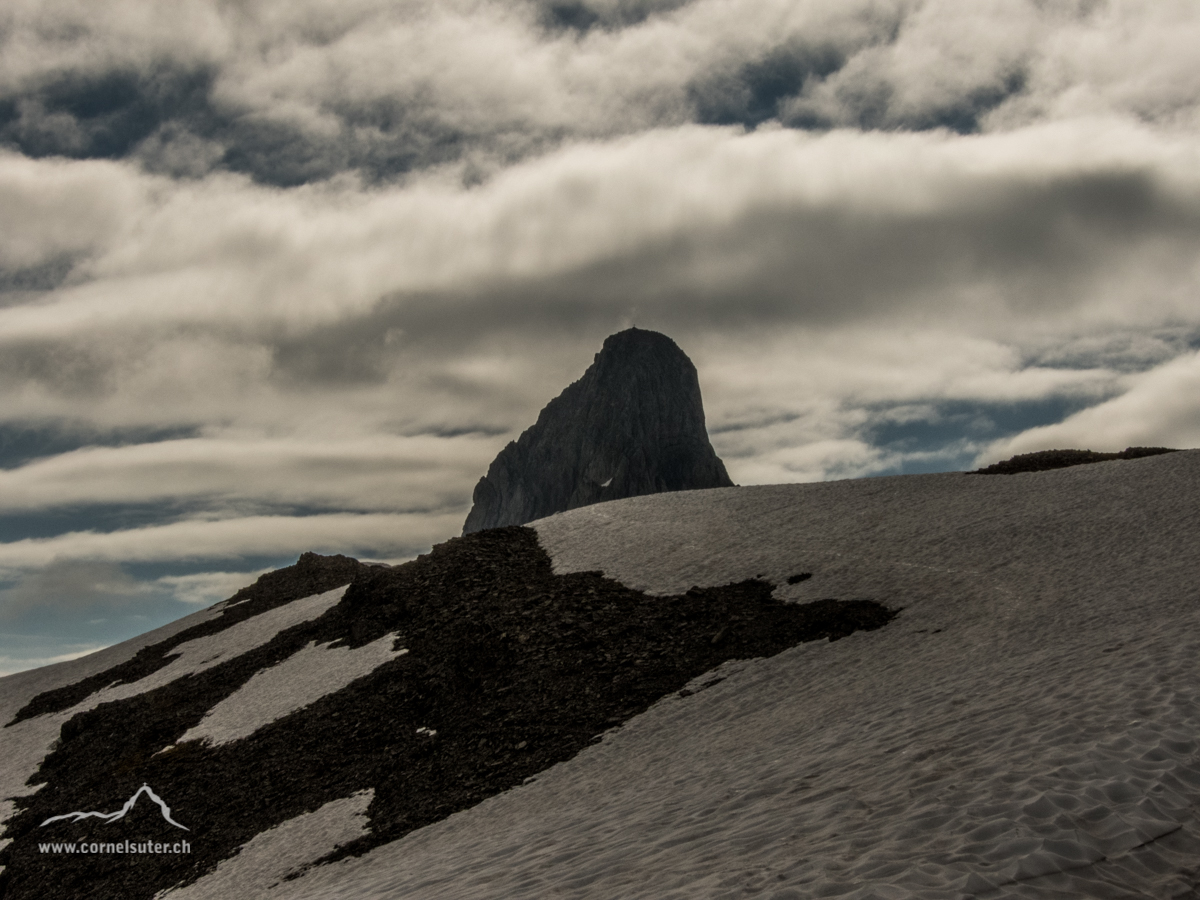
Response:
[1,0,1198,673]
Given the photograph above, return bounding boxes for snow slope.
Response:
[176,634,406,748]
[7,451,1200,899]
[0,586,349,857]
[231,451,1200,899]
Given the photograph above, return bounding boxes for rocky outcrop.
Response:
[971,446,1178,475]
[463,328,734,534]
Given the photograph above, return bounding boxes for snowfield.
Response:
[4,450,1200,899]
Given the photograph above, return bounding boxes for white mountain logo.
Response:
[40,783,189,831]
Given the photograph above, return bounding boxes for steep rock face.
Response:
[463,328,734,533]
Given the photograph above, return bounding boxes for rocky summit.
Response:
[463,328,734,534]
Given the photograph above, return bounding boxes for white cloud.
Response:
[1,0,1199,667]
[697,325,1123,482]
[979,349,1200,463]
[0,153,145,269]
[154,570,270,606]
[1,117,1197,487]
[986,0,1200,132]
[2,0,1197,187]
[0,559,152,622]
[2,117,1197,338]
[786,0,1039,129]
[0,434,493,513]
[0,512,458,571]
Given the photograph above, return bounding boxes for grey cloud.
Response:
[0,121,1195,451]
[985,2,1200,131]
[221,101,478,188]
[684,3,912,130]
[6,71,553,188]
[12,0,1186,188]
[0,504,197,545]
[779,0,1037,134]
[0,3,573,185]
[979,348,1200,463]
[0,63,215,161]
[0,162,1187,442]
[536,0,696,33]
[0,512,466,570]
[0,560,148,623]
[0,421,198,470]
[371,167,1200,341]
[215,116,356,188]
[0,337,118,399]
[0,432,495,518]
[782,64,1027,134]
[270,318,397,386]
[0,65,356,187]
[689,40,852,128]
[0,254,76,296]
[0,557,241,666]
[1021,329,1200,376]
[0,55,476,187]
[135,122,226,179]
[0,151,142,271]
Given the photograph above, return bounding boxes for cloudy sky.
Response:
[1,0,1198,674]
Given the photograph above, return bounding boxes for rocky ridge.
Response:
[971,446,1178,475]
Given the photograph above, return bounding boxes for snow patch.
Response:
[0,586,349,838]
[155,790,374,900]
[147,586,352,687]
[178,634,406,748]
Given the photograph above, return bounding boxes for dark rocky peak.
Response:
[463,328,734,533]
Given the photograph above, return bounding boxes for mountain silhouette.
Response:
[463,328,734,533]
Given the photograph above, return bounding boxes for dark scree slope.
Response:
[463,328,734,533]
[0,527,895,900]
